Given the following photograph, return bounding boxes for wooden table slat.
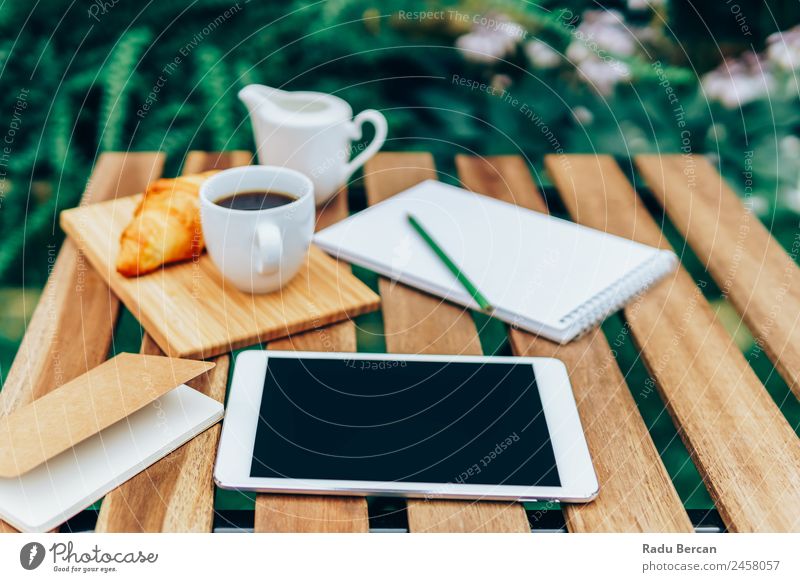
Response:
[254,186,370,533]
[94,334,229,532]
[456,155,692,532]
[95,151,249,532]
[546,154,800,532]
[0,152,165,414]
[363,152,530,533]
[636,154,800,399]
[0,152,165,533]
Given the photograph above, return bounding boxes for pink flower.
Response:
[525,39,561,69]
[702,53,774,109]
[627,0,665,11]
[572,106,594,125]
[576,57,631,96]
[766,26,800,71]
[456,32,512,64]
[455,13,525,64]
[575,10,638,58]
[563,9,637,94]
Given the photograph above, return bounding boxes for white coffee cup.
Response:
[199,166,315,294]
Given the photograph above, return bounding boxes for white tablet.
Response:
[215,351,598,503]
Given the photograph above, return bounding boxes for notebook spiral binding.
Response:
[557,251,678,336]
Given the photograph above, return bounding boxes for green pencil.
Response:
[406,213,494,313]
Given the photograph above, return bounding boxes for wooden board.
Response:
[546,154,800,532]
[363,152,530,533]
[456,155,692,532]
[636,154,800,399]
[254,186,370,533]
[0,152,165,533]
[60,177,380,360]
[95,151,244,533]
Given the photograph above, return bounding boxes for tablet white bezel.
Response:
[214,350,598,503]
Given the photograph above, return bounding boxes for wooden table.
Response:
[2,150,800,533]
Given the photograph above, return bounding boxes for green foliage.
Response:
[0,1,798,286]
[100,27,154,150]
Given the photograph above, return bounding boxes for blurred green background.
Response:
[2,0,800,515]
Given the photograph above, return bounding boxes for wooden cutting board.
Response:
[60,194,379,359]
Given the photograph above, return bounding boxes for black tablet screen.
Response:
[250,356,560,487]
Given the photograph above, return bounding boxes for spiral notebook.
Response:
[315,180,677,343]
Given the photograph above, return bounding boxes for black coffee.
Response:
[214,190,296,211]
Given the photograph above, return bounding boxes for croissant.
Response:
[116,171,218,277]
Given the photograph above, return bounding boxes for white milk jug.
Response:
[239,85,388,205]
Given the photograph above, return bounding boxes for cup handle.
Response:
[255,222,282,275]
[343,109,388,183]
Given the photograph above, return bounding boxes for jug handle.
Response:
[343,109,388,182]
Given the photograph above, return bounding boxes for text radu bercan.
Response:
[643,543,717,554]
